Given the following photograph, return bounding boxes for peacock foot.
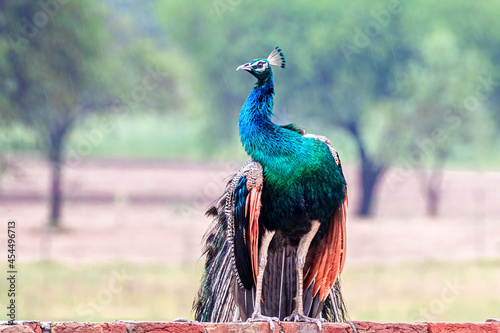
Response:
[346,321,358,333]
[284,312,326,330]
[247,312,280,332]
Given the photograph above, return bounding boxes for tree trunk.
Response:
[49,156,62,227]
[426,179,440,217]
[344,121,386,217]
[48,125,67,228]
[418,154,445,217]
[358,153,385,217]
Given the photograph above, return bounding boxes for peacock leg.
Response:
[284,220,325,329]
[247,229,279,332]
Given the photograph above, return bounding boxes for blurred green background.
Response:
[0,0,499,323]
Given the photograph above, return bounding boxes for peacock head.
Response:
[236,46,286,82]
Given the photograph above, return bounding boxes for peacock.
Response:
[194,47,350,331]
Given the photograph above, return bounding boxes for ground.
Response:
[1,156,499,265]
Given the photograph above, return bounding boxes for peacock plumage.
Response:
[194,47,349,330]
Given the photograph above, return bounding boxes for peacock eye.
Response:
[257,62,264,68]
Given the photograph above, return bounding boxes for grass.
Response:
[342,259,500,322]
[1,259,499,323]
[1,261,203,322]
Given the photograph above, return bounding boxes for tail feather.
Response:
[235,233,348,321]
[322,280,348,322]
[261,241,297,319]
[194,199,350,323]
[194,208,350,322]
[193,195,236,322]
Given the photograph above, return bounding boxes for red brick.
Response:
[20,322,41,333]
[0,325,35,333]
[427,322,500,333]
[204,322,269,333]
[51,322,127,333]
[203,322,351,332]
[124,321,351,332]
[351,321,428,333]
[281,322,351,333]
[125,321,205,333]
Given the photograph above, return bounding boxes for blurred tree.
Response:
[0,0,115,227]
[0,0,193,227]
[395,30,492,216]
[405,1,500,142]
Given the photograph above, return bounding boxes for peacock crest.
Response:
[267,46,286,68]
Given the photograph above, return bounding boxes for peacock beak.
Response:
[236,63,252,72]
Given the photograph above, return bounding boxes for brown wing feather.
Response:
[244,166,263,287]
[304,195,347,301]
[246,185,262,286]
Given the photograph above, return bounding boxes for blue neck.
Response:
[238,76,277,159]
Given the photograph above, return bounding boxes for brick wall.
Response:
[1,320,499,333]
